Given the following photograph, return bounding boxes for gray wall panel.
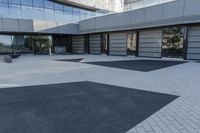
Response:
[162,0,184,19]
[184,0,200,16]
[89,34,101,54]
[96,17,106,30]
[59,24,79,34]
[72,36,85,54]
[2,18,19,32]
[187,26,200,60]
[109,32,127,56]
[18,20,34,32]
[146,5,163,22]
[138,30,162,58]
[79,0,200,34]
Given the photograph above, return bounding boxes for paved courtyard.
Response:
[0,55,200,133]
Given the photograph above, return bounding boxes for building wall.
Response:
[124,0,175,11]
[79,0,200,34]
[0,0,97,34]
[56,0,124,12]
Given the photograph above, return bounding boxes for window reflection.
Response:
[0,3,9,18]
[0,0,105,31]
[22,6,33,19]
[162,27,185,58]
[0,35,13,54]
[34,7,45,20]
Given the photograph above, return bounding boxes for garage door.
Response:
[72,36,85,54]
[187,27,200,60]
[89,34,101,54]
[109,33,127,56]
[138,30,162,58]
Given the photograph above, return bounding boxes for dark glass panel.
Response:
[64,5,72,12]
[12,35,32,54]
[33,0,44,8]
[52,35,71,53]
[21,0,32,6]
[0,0,8,3]
[32,36,52,54]
[44,0,54,9]
[54,3,63,11]
[0,35,13,54]
[9,0,20,4]
[101,33,108,54]
[73,7,80,13]
[162,27,185,58]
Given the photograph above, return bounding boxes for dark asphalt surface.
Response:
[0,81,178,133]
[55,58,83,62]
[85,60,186,72]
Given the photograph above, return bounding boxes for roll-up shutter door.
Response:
[187,27,200,60]
[138,30,162,58]
[109,33,127,56]
[89,34,101,54]
[72,36,85,54]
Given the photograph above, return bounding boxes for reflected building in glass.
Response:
[0,0,111,54]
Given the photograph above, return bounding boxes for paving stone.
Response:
[0,55,200,133]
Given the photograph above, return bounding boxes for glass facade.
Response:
[0,0,101,25]
[162,27,185,58]
[0,34,53,55]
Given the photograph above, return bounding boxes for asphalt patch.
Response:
[85,60,186,72]
[0,81,178,133]
[55,58,83,62]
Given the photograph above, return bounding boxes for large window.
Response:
[0,35,13,54]
[162,27,185,58]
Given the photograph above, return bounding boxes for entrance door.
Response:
[101,34,108,54]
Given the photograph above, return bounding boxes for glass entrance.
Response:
[101,34,108,54]
[32,36,52,54]
[162,27,185,58]
[127,31,137,56]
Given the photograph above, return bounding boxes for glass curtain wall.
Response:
[162,27,185,58]
[0,35,13,54]
[0,0,97,26]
